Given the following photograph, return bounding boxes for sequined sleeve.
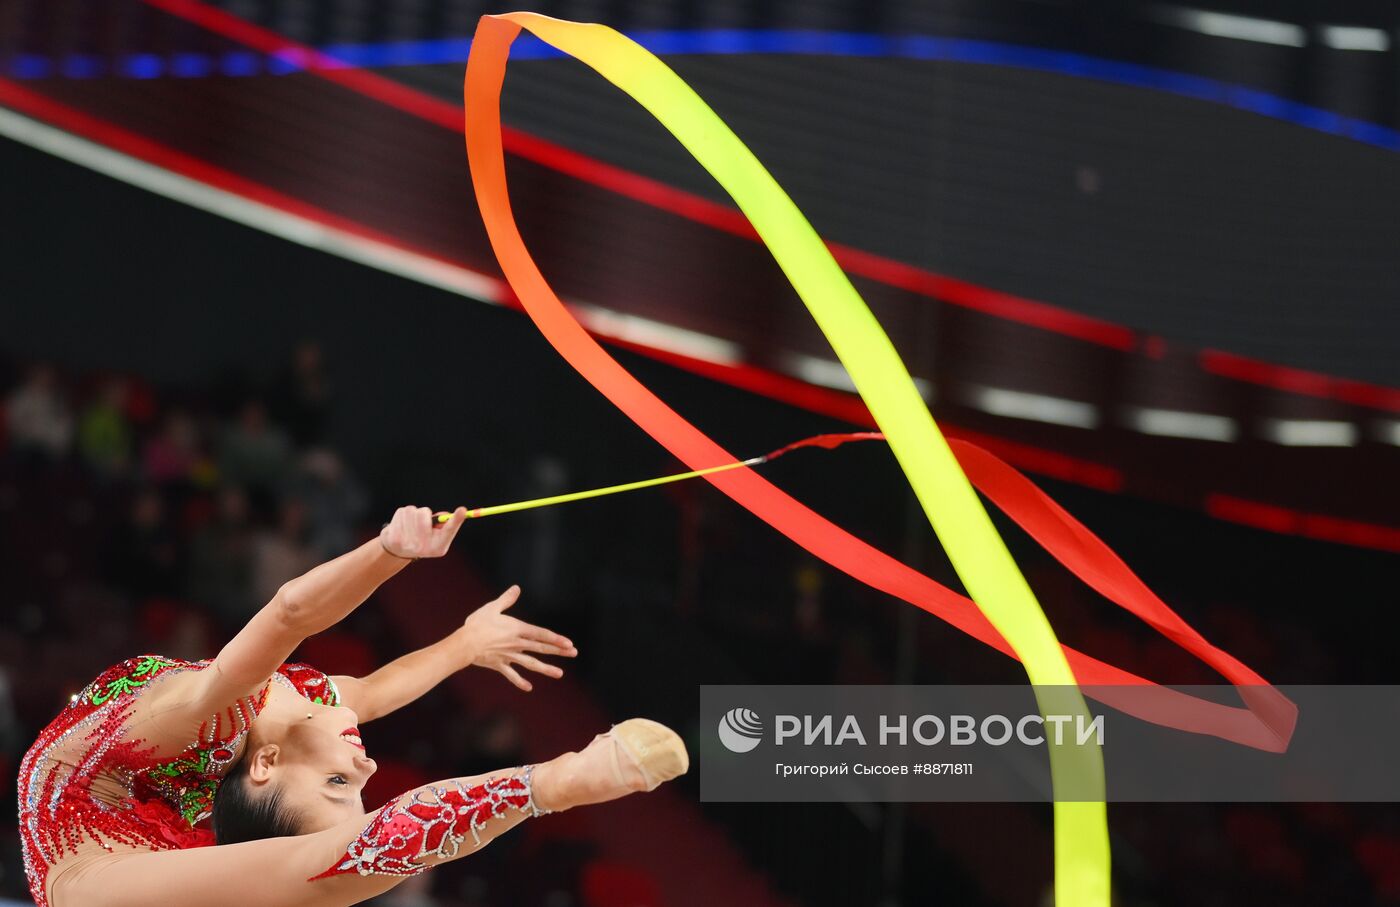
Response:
[310,771,543,880]
[274,663,340,706]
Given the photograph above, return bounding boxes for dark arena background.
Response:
[2,1,1398,905]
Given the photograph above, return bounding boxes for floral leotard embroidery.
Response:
[18,655,340,907]
[131,662,340,824]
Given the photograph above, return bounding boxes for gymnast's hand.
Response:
[380,505,468,559]
[458,585,578,691]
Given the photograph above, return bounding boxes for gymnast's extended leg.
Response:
[49,719,686,907]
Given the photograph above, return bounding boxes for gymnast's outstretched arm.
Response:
[331,585,578,723]
[144,506,469,724]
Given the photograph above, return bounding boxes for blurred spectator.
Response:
[251,497,317,611]
[452,710,528,779]
[142,409,210,488]
[138,598,213,662]
[108,487,181,599]
[188,486,255,629]
[0,668,22,760]
[502,455,569,612]
[5,364,73,462]
[474,712,526,771]
[218,400,292,497]
[76,376,134,478]
[272,340,332,446]
[296,448,369,558]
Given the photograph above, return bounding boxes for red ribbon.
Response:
[463,16,1295,752]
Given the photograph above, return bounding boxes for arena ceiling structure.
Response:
[2,0,1397,550]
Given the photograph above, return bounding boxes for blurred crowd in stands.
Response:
[1,346,1397,906]
[0,345,370,665]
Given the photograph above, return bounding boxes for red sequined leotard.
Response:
[17,655,340,907]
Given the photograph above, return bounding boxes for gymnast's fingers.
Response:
[520,622,574,652]
[511,653,564,679]
[497,663,532,692]
[521,638,578,658]
[437,507,469,548]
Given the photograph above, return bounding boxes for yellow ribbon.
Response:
[465,13,1110,903]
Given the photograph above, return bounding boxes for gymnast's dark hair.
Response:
[211,756,303,845]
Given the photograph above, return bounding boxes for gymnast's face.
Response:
[244,683,377,832]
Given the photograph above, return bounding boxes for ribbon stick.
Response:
[435,431,885,520]
[462,13,1293,901]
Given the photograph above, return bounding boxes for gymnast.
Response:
[19,505,688,907]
